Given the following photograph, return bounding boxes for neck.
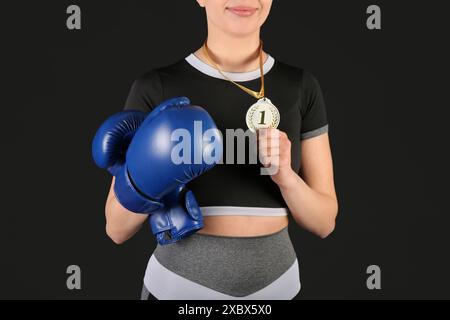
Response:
[195,23,266,73]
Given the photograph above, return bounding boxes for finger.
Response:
[259,145,280,157]
[266,129,289,140]
[257,128,269,140]
[260,155,271,167]
[259,137,281,150]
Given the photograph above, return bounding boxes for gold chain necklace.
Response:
[202,41,265,99]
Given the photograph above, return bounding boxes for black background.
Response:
[1,0,449,299]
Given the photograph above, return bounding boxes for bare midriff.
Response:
[198,215,289,237]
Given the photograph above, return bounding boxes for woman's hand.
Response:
[258,129,338,238]
[258,128,297,188]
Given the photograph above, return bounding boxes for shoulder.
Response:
[270,57,321,90]
[125,58,189,110]
[131,68,162,91]
[132,58,187,87]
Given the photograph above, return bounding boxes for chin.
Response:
[224,23,260,38]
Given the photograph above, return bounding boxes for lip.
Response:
[226,6,258,17]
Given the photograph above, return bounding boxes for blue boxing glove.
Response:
[92,97,223,244]
[92,109,162,212]
[149,185,203,244]
[126,96,223,243]
[127,97,222,201]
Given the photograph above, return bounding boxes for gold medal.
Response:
[246,98,280,132]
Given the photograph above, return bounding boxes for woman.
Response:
[104,0,338,300]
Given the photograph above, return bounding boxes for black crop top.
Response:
[124,54,328,214]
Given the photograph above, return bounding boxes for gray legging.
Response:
[142,227,300,300]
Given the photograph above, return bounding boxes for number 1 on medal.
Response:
[259,111,266,125]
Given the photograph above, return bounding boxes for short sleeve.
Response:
[124,70,163,112]
[299,70,329,140]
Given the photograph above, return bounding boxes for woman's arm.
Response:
[260,129,338,238]
[282,133,338,238]
[105,177,149,244]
